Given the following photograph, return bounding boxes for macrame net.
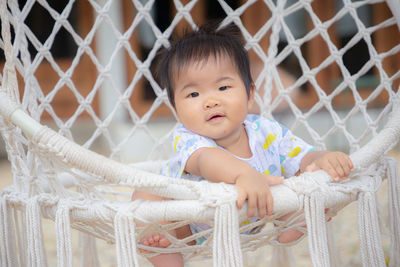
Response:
[0,0,399,266]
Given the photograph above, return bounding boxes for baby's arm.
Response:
[299,151,354,181]
[186,147,284,218]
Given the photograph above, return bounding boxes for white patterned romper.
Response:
[162,114,314,242]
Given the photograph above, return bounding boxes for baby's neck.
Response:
[215,124,252,158]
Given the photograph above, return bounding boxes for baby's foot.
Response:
[141,233,171,251]
[140,233,184,267]
[277,228,305,243]
[277,209,331,244]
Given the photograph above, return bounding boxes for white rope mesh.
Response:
[0,0,397,156]
[0,0,400,266]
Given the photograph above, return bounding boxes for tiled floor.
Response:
[0,150,398,266]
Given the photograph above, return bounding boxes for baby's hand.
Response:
[305,151,353,181]
[235,169,284,219]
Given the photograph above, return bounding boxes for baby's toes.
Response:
[142,239,150,246]
[148,236,156,245]
[141,234,156,246]
[139,239,152,254]
[152,234,160,243]
[159,236,172,248]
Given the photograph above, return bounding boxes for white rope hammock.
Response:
[0,0,399,266]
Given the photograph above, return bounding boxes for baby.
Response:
[133,22,353,267]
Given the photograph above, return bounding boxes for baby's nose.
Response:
[204,98,220,109]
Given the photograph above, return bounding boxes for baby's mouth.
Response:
[207,113,225,122]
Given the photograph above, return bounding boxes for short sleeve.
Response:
[277,124,314,178]
[163,126,217,178]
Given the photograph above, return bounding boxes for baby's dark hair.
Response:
[156,21,253,107]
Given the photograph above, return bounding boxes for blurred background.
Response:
[0,0,399,266]
[1,0,399,160]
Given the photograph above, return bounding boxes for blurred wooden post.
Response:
[308,0,339,94]
[373,3,400,91]
[240,0,271,75]
[96,0,127,121]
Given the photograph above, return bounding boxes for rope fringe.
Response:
[304,192,330,267]
[0,197,18,267]
[326,222,340,267]
[26,197,48,267]
[213,201,243,267]
[56,200,73,267]
[79,232,100,267]
[114,209,140,267]
[387,158,400,267]
[358,191,386,267]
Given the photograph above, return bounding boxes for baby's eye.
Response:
[219,86,229,91]
[188,92,199,98]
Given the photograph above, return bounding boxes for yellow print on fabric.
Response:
[263,133,277,150]
[173,136,181,152]
[240,219,251,226]
[288,146,301,157]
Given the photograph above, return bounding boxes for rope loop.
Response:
[284,170,332,197]
[199,182,237,208]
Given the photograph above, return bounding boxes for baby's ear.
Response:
[248,84,256,108]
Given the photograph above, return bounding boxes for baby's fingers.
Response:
[330,156,346,179]
[338,155,353,179]
[323,161,340,181]
[266,175,284,185]
[247,194,257,218]
[236,187,247,210]
[257,193,267,219]
[266,191,274,217]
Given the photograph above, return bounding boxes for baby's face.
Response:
[173,55,254,146]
